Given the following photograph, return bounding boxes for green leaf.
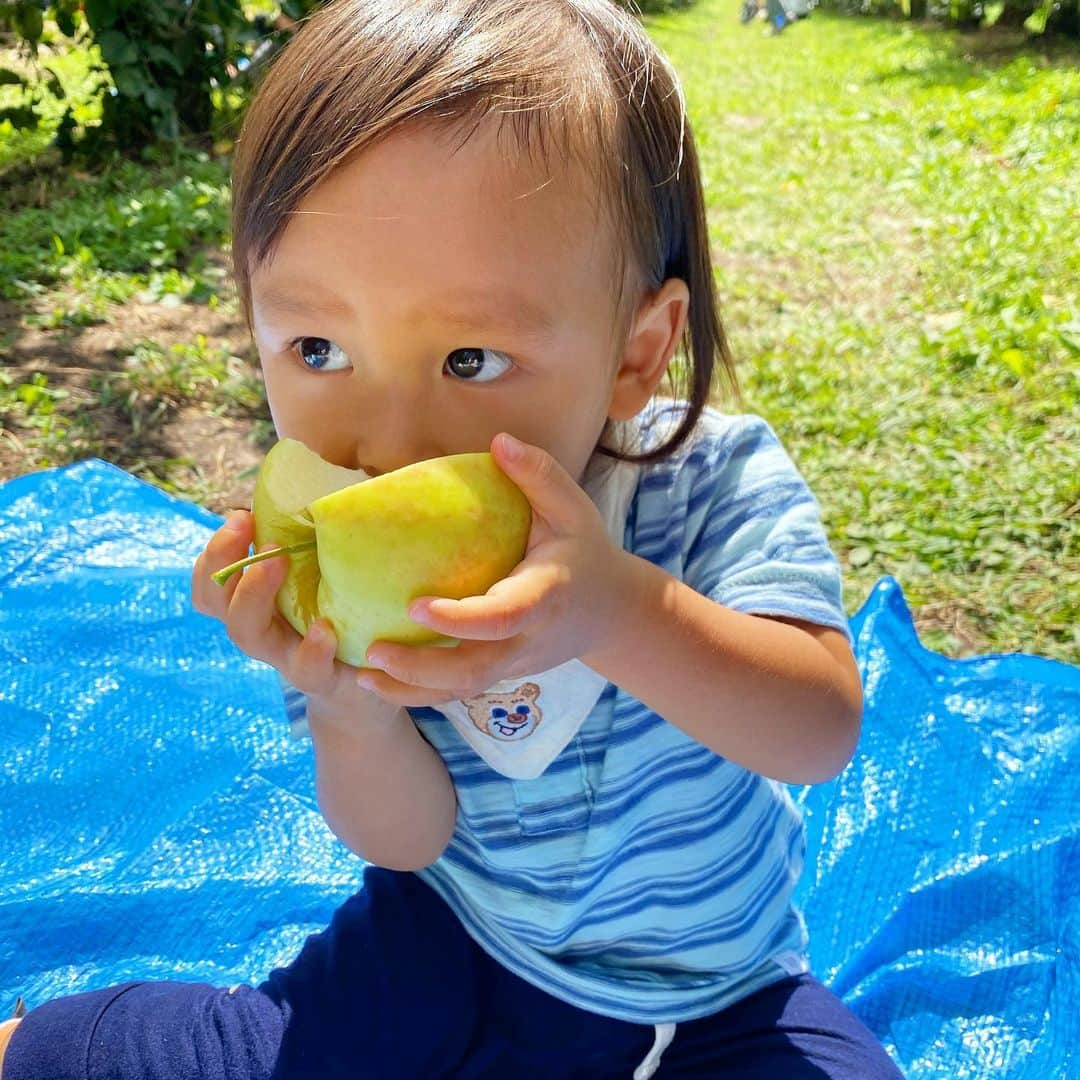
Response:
[82,0,118,30]
[14,4,43,43]
[56,6,78,37]
[1058,326,1080,357]
[147,45,185,75]
[111,66,147,99]
[981,0,1005,25]
[1023,0,1052,32]
[281,0,309,20]
[141,86,171,113]
[98,30,139,66]
[1001,348,1033,378]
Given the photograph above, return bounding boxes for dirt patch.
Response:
[1,271,272,514]
[4,282,251,376]
[911,598,989,656]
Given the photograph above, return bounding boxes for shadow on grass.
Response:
[814,10,1080,87]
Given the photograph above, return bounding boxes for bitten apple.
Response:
[213,439,531,666]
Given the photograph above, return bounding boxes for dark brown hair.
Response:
[232,0,739,464]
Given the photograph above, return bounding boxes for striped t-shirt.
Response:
[284,401,851,1024]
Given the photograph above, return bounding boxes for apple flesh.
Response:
[252,440,368,639]
[213,439,531,667]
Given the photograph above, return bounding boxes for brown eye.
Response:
[445,348,513,382]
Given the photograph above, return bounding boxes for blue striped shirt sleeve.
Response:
[280,675,310,739]
[680,413,852,643]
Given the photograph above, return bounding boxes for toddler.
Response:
[1,0,903,1076]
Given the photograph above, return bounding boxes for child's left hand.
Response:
[357,433,632,707]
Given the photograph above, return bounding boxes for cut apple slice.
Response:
[252,439,369,637]
[212,440,532,668]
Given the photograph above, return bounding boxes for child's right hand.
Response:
[191,511,459,869]
[190,510,399,726]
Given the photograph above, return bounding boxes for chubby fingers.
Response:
[192,511,295,668]
[490,432,595,533]
[356,671,485,708]
[293,621,471,705]
[362,636,520,698]
[193,519,364,702]
[191,510,252,619]
[219,543,298,665]
[408,565,556,642]
[288,619,356,698]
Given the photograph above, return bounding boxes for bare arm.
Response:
[351,438,861,786]
[191,510,457,873]
[584,552,863,785]
[306,695,456,871]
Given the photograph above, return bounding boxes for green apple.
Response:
[213,439,531,667]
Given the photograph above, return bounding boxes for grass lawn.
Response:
[1,0,1077,661]
[650,0,1079,660]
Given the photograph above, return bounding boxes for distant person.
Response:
[742,0,812,33]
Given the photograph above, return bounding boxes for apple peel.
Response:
[212,439,531,667]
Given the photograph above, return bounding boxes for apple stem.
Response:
[211,540,317,586]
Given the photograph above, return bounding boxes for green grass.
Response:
[649,1,1079,660]
[0,148,231,305]
[1,2,1077,661]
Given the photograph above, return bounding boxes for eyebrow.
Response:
[256,287,557,338]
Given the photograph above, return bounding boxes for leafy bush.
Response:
[816,0,1078,34]
[0,1,698,156]
[0,0,321,153]
[620,0,697,10]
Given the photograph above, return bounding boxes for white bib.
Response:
[435,451,642,779]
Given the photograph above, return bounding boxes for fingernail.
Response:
[356,673,376,691]
[225,509,247,532]
[307,621,327,645]
[499,433,524,461]
[365,647,386,669]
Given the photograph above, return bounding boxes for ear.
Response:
[607,277,691,422]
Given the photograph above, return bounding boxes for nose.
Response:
[346,379,444,477]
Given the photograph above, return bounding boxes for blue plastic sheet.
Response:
[1,457,1077,1078]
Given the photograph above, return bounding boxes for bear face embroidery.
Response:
[466,682,542,742]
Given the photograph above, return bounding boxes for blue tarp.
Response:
[0,457,1077,1078]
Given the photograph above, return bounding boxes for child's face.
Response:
[249,115,637,482]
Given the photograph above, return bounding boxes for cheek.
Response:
[507,424,604,485]
[257,358,299,438]
[258,355,341,445]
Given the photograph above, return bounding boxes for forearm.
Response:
[307,696,457,871]
[584,553,863,785]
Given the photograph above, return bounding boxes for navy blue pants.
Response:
[6,867,903,1079]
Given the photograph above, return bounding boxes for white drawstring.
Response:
[633,1022,677,1080]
